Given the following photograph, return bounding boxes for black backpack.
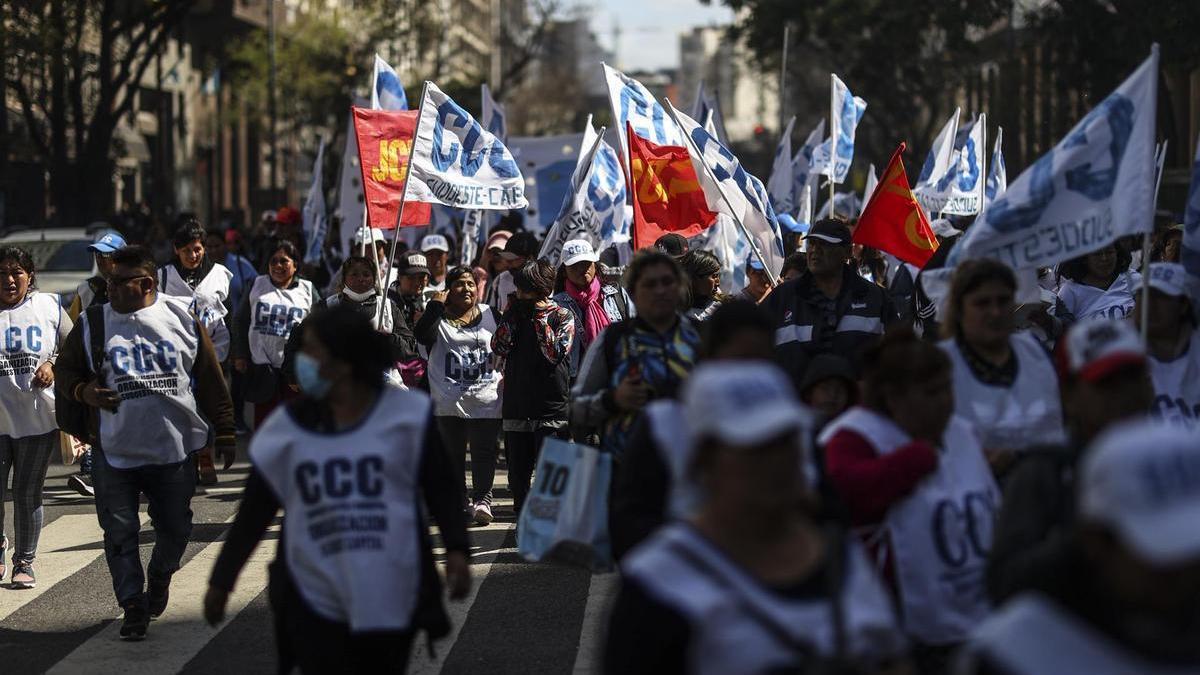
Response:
[56,305,107,443]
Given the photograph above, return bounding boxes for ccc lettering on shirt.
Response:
[254,302,307,338]
[930,489,998,569]
[1153,395,1200,428]
[108,339,178,375]
[443,348,494,384]
[295,456,385,505]
[4,325,43,353]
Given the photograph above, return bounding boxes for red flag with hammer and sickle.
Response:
[853,142,939,267]
[352,106,432,228]
[628,123,717,250]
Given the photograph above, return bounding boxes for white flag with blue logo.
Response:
[690,80,731,149]
[539,125,610,267]
[767,116,796,216]
[915,113,986,216]
[371,54,407,110]
[791,119,825,218]
[302,138,327,264]
[1183,135,1200,291]
[480,83,507,142]
[603,63,685,170]
[915,108,960,193]
[984,126,1007,208]
[811,75,866,184]
[952,48,1159,271]
[404,82,528,210]
[667,101,786,277]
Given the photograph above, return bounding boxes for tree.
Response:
[4,0,197,227]
[709,0,1011,176]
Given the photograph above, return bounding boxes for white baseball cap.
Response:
[354,227,386,246]
[684,362,812,448]
[1079,418,1200,565]
[1137,262,1189,298]
[1056,317,1145,383]
[561,239,599,267]
[421,234,450,252]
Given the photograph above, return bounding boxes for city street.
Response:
[0,446,617,674]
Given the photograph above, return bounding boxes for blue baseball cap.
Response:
[746,256,766,272]
[88,231,126,254]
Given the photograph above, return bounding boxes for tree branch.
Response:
[8,74,50,159]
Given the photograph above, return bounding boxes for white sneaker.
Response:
[472,502,494,525]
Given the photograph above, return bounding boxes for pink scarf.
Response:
[565,276,610,346]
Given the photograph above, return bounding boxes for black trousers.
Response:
[269,562,415,674]
[503,426,566,516]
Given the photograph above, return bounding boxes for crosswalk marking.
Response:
[0,513,147,623]
[45,521,278,675]
[573,572,618,674]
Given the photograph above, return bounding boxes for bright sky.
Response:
[571,0,735,71]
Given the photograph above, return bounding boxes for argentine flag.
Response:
[371,54,407,110]
[953,47,1159,271]
[811,74,866,184]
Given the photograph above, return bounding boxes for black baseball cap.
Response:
[655,233,689,257]
[502,231,540,259]
[806,219,852,247]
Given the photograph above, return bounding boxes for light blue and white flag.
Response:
[690,80,731,149]
[811,74,866,184]
[667,101,786,277]
[539,125,609,267]
[1183,135,1200,289]
[404,82,528,210]
[766,116,797,216]
[952,47,1159,271]
[915,108,961,191]
[371,54,407,110]
[604,63,685,169]
[480,83,507,141]
[791,119,825,218]
[916,113,986,216]
[984,126,1007,208]
[302,138,327,264]
[795,183,813,232]
[817,192,862,220]
[508,133,585,233]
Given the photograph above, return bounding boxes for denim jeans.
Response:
[91,446,195,605]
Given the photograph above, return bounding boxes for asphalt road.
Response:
[0,444,617,674]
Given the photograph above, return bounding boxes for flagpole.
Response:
[664,100,779,287]
[378,80,430,326]
[830,74,840,219]
[1141,140,1168,343]
[978,113,987,217]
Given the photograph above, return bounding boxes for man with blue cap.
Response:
[739,256,772,304]
[63,229,126,496]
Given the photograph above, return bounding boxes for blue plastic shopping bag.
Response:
[517,438,613,570]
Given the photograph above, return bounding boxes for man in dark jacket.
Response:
[986,318,1154,604]
[761,218,898,385]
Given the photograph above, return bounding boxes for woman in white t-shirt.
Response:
[0,246,72,588]
[1056,243,1138,322]
[1137,262,1200,428]
[414,266,502,525]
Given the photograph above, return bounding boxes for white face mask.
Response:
[343,287,375,302]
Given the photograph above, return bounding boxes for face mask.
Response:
[343,287,375,302]
[294,352,333,399]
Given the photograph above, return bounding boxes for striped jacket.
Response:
[762,265,898,385]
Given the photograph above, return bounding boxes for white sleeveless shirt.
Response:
[819,408,1000,645]
[1056,272,1138,321]
[159,262,233,360]
[623,523,906,674]
[962,594,1198,675]
[1149,331,1200,430]
[83,295,210,468]
[251,385,428,631]
[0,292,67,438]
[247,275,315,368]
[940,332,1066,451]
[425,304,501,418]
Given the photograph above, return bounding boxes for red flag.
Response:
[628,123,717,250]
[352,107,431,228]
[853,142,939,268]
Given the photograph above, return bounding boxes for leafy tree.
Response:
[3,0,197,227]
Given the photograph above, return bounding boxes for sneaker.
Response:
[120,598,149,641]
[68,473,95,497]
[148,578,170,618]
[10,564,35,589]
[472,501,494,526]
[197,452,218,486]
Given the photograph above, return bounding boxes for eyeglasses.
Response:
[107,274,150,287]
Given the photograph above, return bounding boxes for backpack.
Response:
[56,305,107,443]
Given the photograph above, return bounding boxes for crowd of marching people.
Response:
[0,202,1198,673]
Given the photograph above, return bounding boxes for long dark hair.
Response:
[1057,243,1130,284]
[0,246,37,290]
[263,239,302,276]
